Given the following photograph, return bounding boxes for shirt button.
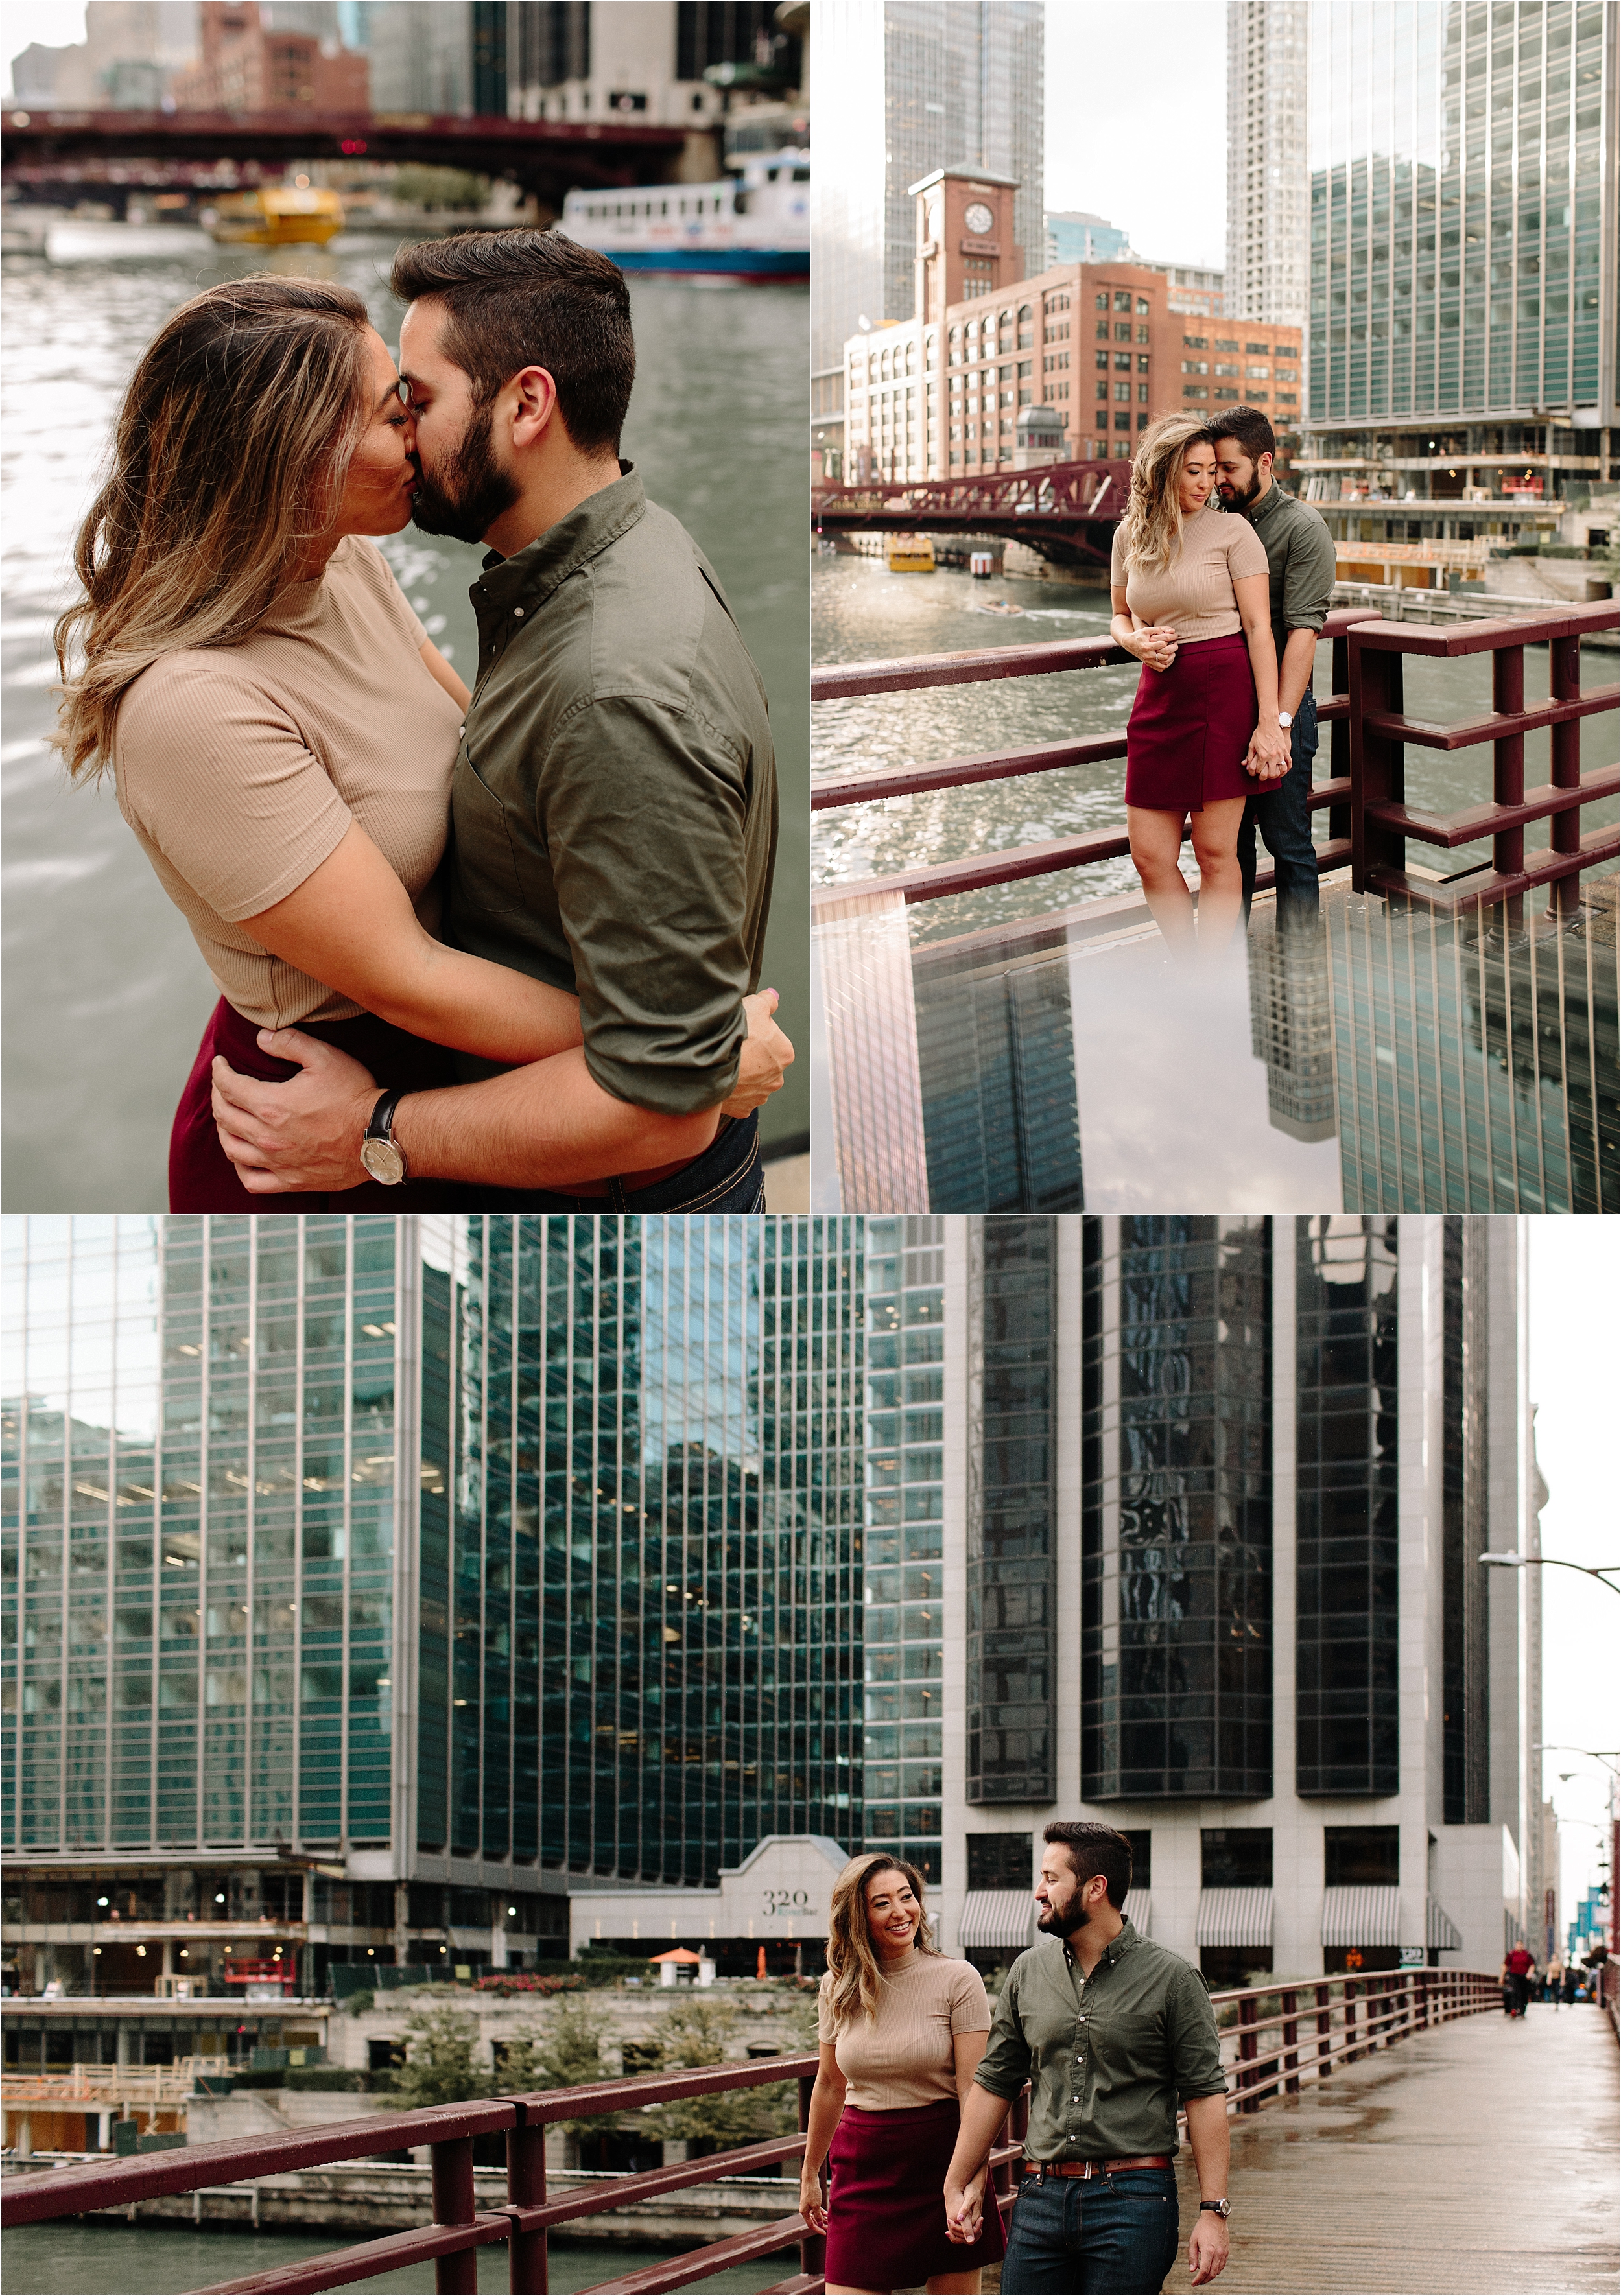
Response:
[513,606,525,617]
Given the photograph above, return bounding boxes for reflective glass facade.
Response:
[862,1217,944,1885]
[1295,1216,1401,1798]
[3,1217,862,1891]
[967,1218,1055,1803]
[1081,1218,1273,1802]
[1308,1,1614,425]
[1441,1215,1491,1825]
[914,941,1083,1215]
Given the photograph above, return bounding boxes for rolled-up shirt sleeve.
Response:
[1166,1966,1229,2102]
[538,693,752,1115]
[1282,515,1339,633]
[973,1965,1032,2100]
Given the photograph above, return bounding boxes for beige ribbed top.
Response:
[818,1953,991,2111]
[113,535,464,1029]
[1110,504,1270,643]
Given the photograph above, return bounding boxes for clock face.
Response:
[964,202,995,237]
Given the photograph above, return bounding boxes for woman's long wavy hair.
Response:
[53,275,374,781]
[823,1853,940,2033]
[1117,411,1216,579]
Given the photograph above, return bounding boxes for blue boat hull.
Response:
[601,246,807,278]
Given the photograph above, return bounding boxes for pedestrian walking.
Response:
[799,1853,1006,2295]
[1546,1957,1564,2009]
[1562,1960,1580,2006]
[942,1822,1232,2293]
[1502,1942,1534,2017]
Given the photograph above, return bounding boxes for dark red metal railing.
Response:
[812,602,1618,916]
[0,1971,1507,2293]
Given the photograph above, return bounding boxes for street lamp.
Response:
[1478,1551,1620,1592]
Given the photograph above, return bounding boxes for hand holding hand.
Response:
[212,1030,379,1195]
[798,2171,827,2238]
[1123,622,1180,672]
[1244,721,1293,779]
[1189,2212,1231,2286]
[719,989,794,1117]
[943,2168,987,2246]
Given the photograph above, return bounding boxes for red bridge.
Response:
[1,109,690,206]
[814,459,1133,568]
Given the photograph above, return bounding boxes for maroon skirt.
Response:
[1124,628,1258,812]
[825,2098,1006,2291]
[169,996,463,1211]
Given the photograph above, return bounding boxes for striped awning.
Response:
[1196,1888,1274,1949]
[1426,1896,1463,1950]
[959,1891,1035,1952]
[1321,1886,1402,1948]
[1123,1888,1151,1937]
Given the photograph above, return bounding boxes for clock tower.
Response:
[910,166,1023,324]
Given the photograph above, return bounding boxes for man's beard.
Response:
[411,399,521,544]
[1037,1897,1089,1936]
[1220,471,1263,510]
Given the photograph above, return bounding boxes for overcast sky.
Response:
[1527,1217,1618,1941]
[1046,0,1229,273]
[5,0,86,93]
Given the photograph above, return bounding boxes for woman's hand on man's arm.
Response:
[719,990,794,1116]
[238,820,583,1064]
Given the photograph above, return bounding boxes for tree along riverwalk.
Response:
[1155,1995,1618,2295]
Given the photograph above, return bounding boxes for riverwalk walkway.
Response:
[1159,1999,1617,2294]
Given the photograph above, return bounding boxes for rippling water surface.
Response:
[810,546,1618,947]
[2,228,807,1210]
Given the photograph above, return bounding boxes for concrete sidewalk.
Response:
[1158,1999,1618,2293]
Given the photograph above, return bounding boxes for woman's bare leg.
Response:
[1189,797,1248,954]
[926,2274,984,2293]
[1126,804,1196,956]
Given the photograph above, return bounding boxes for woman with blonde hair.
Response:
[799,1853,1005,2295]
[53,272,779,1208]
[1109,414,1293,957]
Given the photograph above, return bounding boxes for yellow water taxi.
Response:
[886,537,936,572]
[208,185,345,248]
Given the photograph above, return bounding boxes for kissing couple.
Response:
[54,228,791,1210]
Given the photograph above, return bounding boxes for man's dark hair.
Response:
[390,227,634,453]
[1044,1821,1133,1910]
[1208,404,1277,463]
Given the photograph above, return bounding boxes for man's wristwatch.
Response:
[1199,2199,1231,2220]
[360,1090,409,1186]
[1277,710,1293,729]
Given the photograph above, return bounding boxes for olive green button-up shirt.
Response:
[973,1922,1226,2161]
[444,463,778,1116]
[1236,480,1339,668]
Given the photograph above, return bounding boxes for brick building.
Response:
[170,1,369,113]
[843,166,1301,484]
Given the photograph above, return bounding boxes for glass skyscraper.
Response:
[3,1216,862,1998]
[1302,0,1617,506]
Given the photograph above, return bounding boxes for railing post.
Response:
[1344,1980,1360,2065]
[431,2133,479,2296]
[1282,1988,1299,2095]
[1349,632,1404,891]
[1548,631,1583,915]
[798,2072,825,2284]
[1237,1995,1259,2113]
[1492,641,1526,920]
[1316,1982,1332,2079]
[508,2103,548,2296]
[1329,627,1353,849]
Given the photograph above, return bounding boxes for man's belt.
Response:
[1022,2155,1172,2180]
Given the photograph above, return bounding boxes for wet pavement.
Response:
[1158,1999,1618,2293]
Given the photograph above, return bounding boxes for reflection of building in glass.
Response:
[1247,912,1338,1142]
[1325,893,1618,1212]
[3,1216,861,2006]
[1082,1219,1273,1804]
[914,937,1083,1213]
[902,1218,1540,1990]
[860,1217,945,1885]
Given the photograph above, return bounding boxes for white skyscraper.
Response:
[1226,0,1310,331]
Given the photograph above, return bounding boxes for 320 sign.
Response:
[763,1888,811,1915]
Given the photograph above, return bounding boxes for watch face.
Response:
[964,202,995,236]
[361,1137,407,1187]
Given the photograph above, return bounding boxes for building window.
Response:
[1183,360,1208,374]
[1113,410,1133,431]
[1095,292,1109,309]
[1137,383,1148,403]
[1113,290,1131,310]
[1137,410,1149,428]
[1096,321,1111,340]
[1137,354,1150,373]
[1184,334,1208,349]
[1184,386,1209,400]
[1115,323,1133,341]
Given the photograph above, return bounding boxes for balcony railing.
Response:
[812,600,1618,915]
[1,1970,1508,2294]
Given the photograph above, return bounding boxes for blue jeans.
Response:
[1001,2167,1181,2295]
[1238,686,1319,923]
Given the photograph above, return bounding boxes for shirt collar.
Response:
[1063,1915,1139,1972]
[1246,480,1288,526]
[475,460,645,613]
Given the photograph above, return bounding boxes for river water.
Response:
[1,225,807,1211]
[3,2218,784,2294]
[810,546,1618,947]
